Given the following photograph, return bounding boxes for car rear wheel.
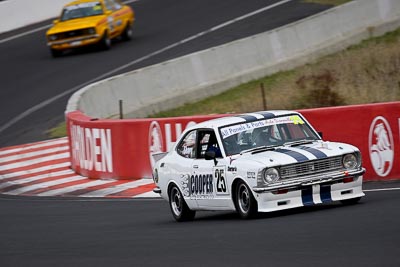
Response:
[169,185,195,222]
[235,181,258,219]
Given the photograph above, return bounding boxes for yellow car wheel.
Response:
[121,23,133,41]
[99,31,111,50]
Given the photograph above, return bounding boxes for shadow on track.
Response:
[190,200,366,222]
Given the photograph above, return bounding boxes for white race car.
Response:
[152,111,365,221]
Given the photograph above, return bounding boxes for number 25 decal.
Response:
[215,168,227,193]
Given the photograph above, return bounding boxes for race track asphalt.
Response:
[4,2,396,267]
[0,0,329,147]
[0,181,399,267]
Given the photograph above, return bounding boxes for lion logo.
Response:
[369,116,394,177]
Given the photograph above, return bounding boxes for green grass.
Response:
[149,70,296,118]
[152,27,400,118]
[348,27,400,50]
[47,121,67,139]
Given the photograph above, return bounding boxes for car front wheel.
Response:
[121,23,133,41]
[169,185,195,222]
[99,31,111,50]
[50,48,62,58]
[235,181,258,219]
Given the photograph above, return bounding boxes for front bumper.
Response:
[253,168,365,193]
[47,34,101,49]
[153,187,161,194]
[253,169,365,213]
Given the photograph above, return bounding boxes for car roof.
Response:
[193,110,301,130]
[65,0,103,7]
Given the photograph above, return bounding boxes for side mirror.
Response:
[318,131,323,139]
[205,151,216,160]
[53,19,59,25]
[205,151,218,166]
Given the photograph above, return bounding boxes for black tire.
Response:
[50,48,62,58]
[121,22,133,41]
[340,197,361,205]
[169,185,195,222]
[99,31,111,50]
[234,181,258,219]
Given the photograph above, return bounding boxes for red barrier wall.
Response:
[66,111,227,179]
[299,102,400,181]
[66,102,400,181]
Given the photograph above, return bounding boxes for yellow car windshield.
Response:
[61,2,104,21]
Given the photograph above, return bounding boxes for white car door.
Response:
[192,130,231,209]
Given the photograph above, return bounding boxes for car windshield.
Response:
[60,2,104,21]
[219,114,320,156]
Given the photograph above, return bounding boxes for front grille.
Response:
[280,156,343,179]
[54,28,93,40]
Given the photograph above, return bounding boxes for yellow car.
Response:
[46,0,135,57]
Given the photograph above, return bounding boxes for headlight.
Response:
[263,168,280,183]
[49,35,58,41]
[343,154,358,169]
[87,28,96,35]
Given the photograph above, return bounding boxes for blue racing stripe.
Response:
[302,187,314,206]
[275,148,309,162]
[298,146,328,159]
[236,115,258,122]
[255,111,275,119]
[320,185,332,203]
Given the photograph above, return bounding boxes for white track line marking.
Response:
[0,162,71,180]
[79,179,154,197]
[0,25,50,44]
[0,0,294,135]
[0,152,69,171]
[37,179,115,197]
[364,187,400,192]
[86,0,295,83]
[5,176,87,195]
[0,138,68,156]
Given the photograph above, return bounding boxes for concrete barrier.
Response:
[0,0,71,34]
[66,0,400,119]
